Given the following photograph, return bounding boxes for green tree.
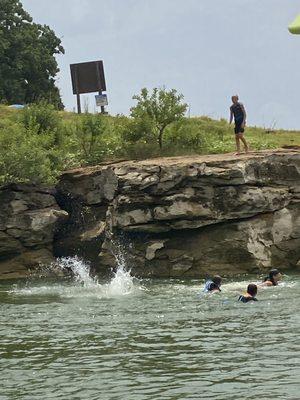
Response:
[0,0,64,108]
[131,87,188,149]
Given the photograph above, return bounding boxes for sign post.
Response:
[95,92,108,112]
[76,93,82,114]
[99,90,105,114]
[70,60,107,114]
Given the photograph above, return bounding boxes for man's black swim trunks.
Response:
[234,119,244,134]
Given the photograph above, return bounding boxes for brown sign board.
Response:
[70,60,106,95]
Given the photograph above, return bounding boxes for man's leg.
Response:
[239,134,249,153]
[235,134,241,154]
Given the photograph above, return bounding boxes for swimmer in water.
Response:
[260,269,282,287]
[238,283,258,303]
[203,275,222,293]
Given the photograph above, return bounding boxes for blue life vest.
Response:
[203,280,221,292]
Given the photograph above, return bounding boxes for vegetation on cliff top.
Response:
[0,96,299,186]
[0,2,299,187]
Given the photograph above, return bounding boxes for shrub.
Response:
[20,102,62,136]
[70,113,108,164]
[0,123,63,185]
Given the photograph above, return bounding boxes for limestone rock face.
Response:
[56,150,300,277]
[111,204,300,278]
[54,166,116,271]
[0,184,68,279]
[1,150,299,279]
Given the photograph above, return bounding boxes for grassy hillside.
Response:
[0,104,299,185]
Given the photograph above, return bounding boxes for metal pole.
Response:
[76,93,81,114]
[74,68,82,114]
[98,90,105,114]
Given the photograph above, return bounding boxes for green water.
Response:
[0,261,299,400]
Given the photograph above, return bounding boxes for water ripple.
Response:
[0,268,299,400]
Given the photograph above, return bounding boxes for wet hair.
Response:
[209,283,221,291]
[264,269,280,286]
[212,275,222,286]
[247,283,257,297]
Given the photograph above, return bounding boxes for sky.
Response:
[21,0,300,129]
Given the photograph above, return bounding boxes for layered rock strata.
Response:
[0,150,299,279]
[56,150,300,278]
[0,184,67,279]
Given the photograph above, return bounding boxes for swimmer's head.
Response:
[247,283,257,297]
[269,269,282,282]
[212,275,222,287]
[231,95,239,103]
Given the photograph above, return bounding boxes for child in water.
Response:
[203,275,222,293]
[238,283,258,303]
[260,269,282,287]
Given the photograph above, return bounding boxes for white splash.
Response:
[104,264,135,297]
[11,255,142,299]
[59,256,97,287]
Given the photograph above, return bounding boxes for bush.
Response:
[20,102,62,137]
[0,123,63,185]
[70,113,108,164]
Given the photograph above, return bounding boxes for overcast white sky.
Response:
[22,0,300,129]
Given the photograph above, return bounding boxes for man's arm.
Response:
[229,108,233,124]
[240,104,247,126]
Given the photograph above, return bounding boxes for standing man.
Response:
[229,95,249,154]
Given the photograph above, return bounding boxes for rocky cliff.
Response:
[1,150,299,279]
[0,184,67,279]
[56,149,300,278]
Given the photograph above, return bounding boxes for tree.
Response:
[0,0,64,108]
[130,87,188,149]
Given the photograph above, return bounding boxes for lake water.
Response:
[0,257,299,400]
